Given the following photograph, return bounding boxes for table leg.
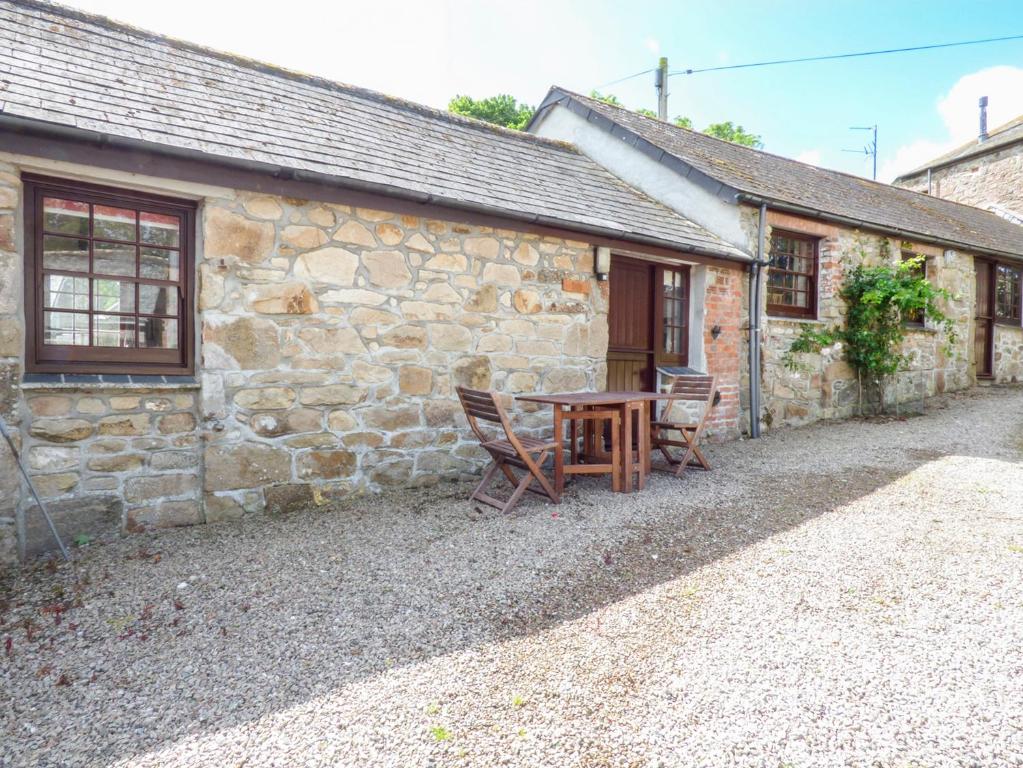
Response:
[569,406,579,467]
[553,405,565,496]
[637,401,650,490]
[621,402,634,493]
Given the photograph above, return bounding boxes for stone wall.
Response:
[0,162,21,565]
[197,193,608,516]
[0,159,619,564]
[994,325,1023,384]
[897,142,1023,214]
[19,385,201,555]
[756,210,974,429]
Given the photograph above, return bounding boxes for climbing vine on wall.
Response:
[783,251,957,414]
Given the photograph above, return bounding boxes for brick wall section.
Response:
[197,193,608,517]
[897,142,1023,213]
[702,265,742,438]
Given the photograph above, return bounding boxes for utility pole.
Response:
[843,124,878,180]
[655,57,668,120]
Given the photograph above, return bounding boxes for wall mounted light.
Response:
[595,246,611,281]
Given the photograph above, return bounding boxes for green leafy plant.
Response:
[783,250,956,414]
[447,94,535,130]
[430,725,452,742]
[73,533,92,547]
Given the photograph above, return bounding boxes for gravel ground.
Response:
[2,387,1023,768]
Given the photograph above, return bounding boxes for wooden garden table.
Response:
[517,391,670,494]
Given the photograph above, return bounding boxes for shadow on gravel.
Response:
[2,387,1021,766]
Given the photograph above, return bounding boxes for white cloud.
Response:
[880,65,1023,182]
[794,149,822,166]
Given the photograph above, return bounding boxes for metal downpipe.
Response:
[749,202,768,438]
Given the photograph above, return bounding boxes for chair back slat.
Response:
[668,375,716,401]
[456,386,513,444]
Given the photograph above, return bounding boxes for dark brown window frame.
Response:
[901,249,928,327]
[24,174,196,375]
[653,264,690,366]
[994,261,1022,326]
[766,229,818,319]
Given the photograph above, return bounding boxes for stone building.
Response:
[528,88,1023,431]
[0,1,749,563]
[1,1,1022,565]
[895,106,1023,217]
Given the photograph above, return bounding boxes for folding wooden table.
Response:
[517,391,670,494]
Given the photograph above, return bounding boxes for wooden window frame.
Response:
[766,229,818,319]
[994,261,1023,326]
[653,264,690,367]
[901,249,927,328]
[24,174,196,375]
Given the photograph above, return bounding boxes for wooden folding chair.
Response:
[456,387,560,514]
[650,374,717,477]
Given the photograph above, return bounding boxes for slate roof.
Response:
[895,115,1023,180]
[0,1,748,262]
[535,88,1023,259]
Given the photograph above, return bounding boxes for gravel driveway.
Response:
[3,387,1023,767]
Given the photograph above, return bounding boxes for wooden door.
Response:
[607,256,653,391]
[606,256,690,391]
[975,259,994,378]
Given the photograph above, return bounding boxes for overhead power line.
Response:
[669,33,1023,76]
[594,67,656,90]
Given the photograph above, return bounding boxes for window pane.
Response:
[140,212,180,247]
[93,314,136,348]
[42,235,89,272]
[138,317,178,349]
[93,279,135,313]
[93,205,137,241]
[139,285,178,316]
[42,198,89,237]
[139,246,180,281]
[93,241,136,277]
[43,275,89,310]
[43,311,89,345]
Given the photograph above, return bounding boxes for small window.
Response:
[24,175,195,374]
[901,250,927,326]
[995,263,1022,325]
[767,230,817,318]
[658,266,689,363]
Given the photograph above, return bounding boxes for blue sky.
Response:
[61,0,1023,181]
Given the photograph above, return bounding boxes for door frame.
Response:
[606,254,691,391]
[975,257,995,379]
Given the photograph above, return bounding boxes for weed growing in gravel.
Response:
[430,726,452,742]
[511,694,525,708]
[1008,544,1023,554]
[424,702,440,715]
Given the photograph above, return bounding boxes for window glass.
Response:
[996,264,1022,324]
[767,232,817,316]
[27,178,192,373]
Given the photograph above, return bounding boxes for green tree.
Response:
[703,121,763,148]
[448,94,535,131]
[636,107,657,118]
[588,90,623,106]
[673,116,693,129]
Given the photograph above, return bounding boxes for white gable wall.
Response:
[531,106,749,249]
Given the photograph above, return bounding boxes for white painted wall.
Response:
[531,106,749,249]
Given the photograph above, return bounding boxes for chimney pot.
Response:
[979,96,989,142]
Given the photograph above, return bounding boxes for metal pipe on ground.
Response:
[0,415,71,562]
